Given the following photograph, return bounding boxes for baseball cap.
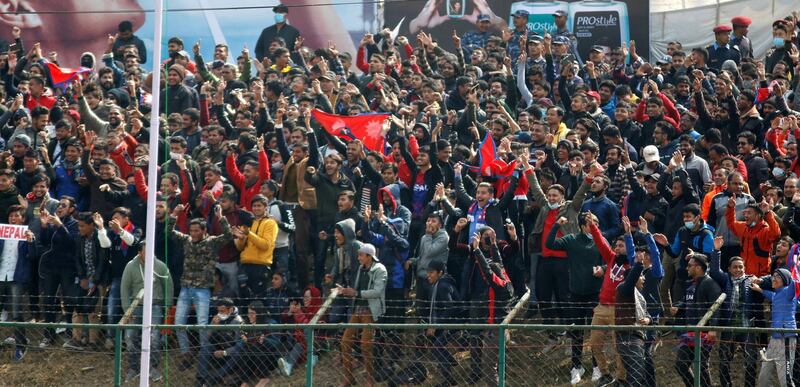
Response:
[586,90,601,103]
[319,71,337,81]
[589,45,605,53]
[642,145,660,163]
[553,10,567,18]
[645,172,661,182]
[527,34,543,44]
[513,9,530,18]
[273,3,289,13]
[656,55,672,65]
[552,36,569,45]
[358,243,378,261]
[477,14,491,22]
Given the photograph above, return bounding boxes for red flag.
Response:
[312,109,389,153]
[477,132,496,176]
[44,62,91,90]
[755,87,771,104]
[788,244,800,297]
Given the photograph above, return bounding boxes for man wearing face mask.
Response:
[255,4,301,61]
[766,20,796,74]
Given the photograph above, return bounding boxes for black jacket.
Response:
[76,231,111,286]
[677,274,722,327]
[423,274,459,324]
[39,216,80,275]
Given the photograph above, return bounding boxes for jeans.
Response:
[617,332,647,386]
[0,281,26,347]
[215,261,239,298]
[197,341,244,385]
[175,287,211,354]
[106,277,122,324]
[125,305,164,371]
[536,257,569,326]
[41,270,80,340]
[676,343,712,387]
[272,246,290,275]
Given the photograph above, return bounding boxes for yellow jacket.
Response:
[236,217,278,266]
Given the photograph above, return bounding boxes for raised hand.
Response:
[638,216,649,234]
[622,216,631,234]
[713,236,724,251]
[455,217,468,232]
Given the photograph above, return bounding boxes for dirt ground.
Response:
[0,326,758,386]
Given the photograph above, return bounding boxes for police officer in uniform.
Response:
[706,25,740,72]
[730,16,753,60]
[552,10,582,66]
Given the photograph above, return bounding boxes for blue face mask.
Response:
[274,13,286,24]
[684,221,695,229]
[128,184,136,194]
[774,37,785,47]
[773,167,785,178]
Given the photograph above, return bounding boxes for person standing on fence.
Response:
[544,212,603,385]
[709,236,760,387]
[120,240,173,383]
[169,204,234,370]
[672,253,722,387]
[337,243,387,387]
[750,266,798,387]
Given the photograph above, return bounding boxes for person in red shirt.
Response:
[25,76,56,110]
[226,137,270,210]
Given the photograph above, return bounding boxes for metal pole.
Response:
[140,0,165,385]
[498,326,506,387]
[114,328,123,387]
[305,328,314,386]
[693,328,701,387]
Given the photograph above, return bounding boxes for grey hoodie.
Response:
[329,218,362,287]
[412,228,449,280]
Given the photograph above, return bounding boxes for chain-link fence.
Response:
[1,319,798,386]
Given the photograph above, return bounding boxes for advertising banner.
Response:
[385,0,650,61]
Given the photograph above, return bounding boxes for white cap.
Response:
[642,145,659,163]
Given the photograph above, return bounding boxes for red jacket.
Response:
[725,204,781,276]
[634,92,681,130]
[385,135,419,187]
[591,223,628,305]
[109,133,138,179]
[25,93,56,110]
[226,150,270,210]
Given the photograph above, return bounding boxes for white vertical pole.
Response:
[140,0,165,385]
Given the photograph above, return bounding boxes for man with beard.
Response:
[226,136,270,211]
[191,126,226,167]
[75,81,124,137]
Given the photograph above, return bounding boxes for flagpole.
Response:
[140,0,165,384]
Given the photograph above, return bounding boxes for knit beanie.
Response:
[169,64,186,81]
[775,268,792,288]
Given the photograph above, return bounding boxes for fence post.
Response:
[498,325,506,387]
[113,327,123,387]
[693,327,701,387]
[305,327,314,386]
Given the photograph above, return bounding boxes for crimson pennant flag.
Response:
[477,131,496,176]
[44,62,92,90]
[312,109,390,153]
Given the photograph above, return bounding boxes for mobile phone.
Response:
[445,0,465,18]
[8,43,18,52]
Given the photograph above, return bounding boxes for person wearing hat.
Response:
[552,9,581,65]
[750,265,798,387]
[623,163,668,237]
[725,196,781,277]
[255,3,301,61]
[160,63,198,115]
[506,9,530,63]
[462,14,493,61]
[338,242,387,386]
[706,24,740,71]
[766,19,796,75]
[730,16,753,60]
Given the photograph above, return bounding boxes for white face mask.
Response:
[547,202,562,210]
[169,152,183,160]
[199,141,208,148]
[218,313,229,320]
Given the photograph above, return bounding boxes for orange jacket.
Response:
[701,184,726,221]
[725,205,781,276]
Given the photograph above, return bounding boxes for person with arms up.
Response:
[750,265,798,387]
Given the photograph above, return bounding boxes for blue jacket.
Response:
[669,222,716,281]
[761,268,797,337]
[582,194,622,241]
[363,217,410,290]
[625,233,663,318]
[0,239,32,283]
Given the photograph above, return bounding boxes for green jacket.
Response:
[545,223,604,296]
[120,256,174,312]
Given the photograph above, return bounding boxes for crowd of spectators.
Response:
[2,3,800,387]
